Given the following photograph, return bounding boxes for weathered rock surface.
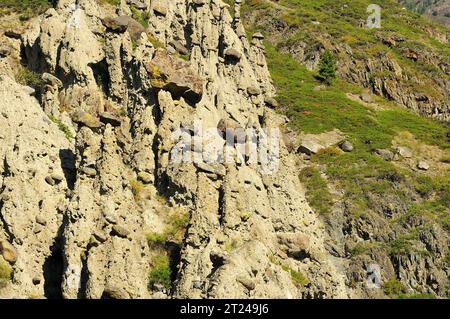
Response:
[1,0,447,300]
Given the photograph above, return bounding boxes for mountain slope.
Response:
[240,0,449,121]
[239,0,450,298]
[400,0,450,27]
[0,0,448,299]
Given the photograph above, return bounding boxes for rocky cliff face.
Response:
[0,0,349,299]
[0,0,448,299]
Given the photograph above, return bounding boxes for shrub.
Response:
[160,209,190,243]
[0,260,12,288]
[129,179,145,201]
[148,255,172,290]
[131,6,150,28]
[349,241,382,257]
[317,50,336,85]
[15,66,44,89]
[382,277,406,296]
[281,264,310,287]
[146,232,168,248]
[397,293,435,299]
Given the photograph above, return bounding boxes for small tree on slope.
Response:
[318,49,337,85]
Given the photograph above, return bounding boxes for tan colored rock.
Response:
[0,241,17,264]
[145,49,204,104]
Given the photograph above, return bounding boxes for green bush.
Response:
[15,66,44,89]
[397,293,436,299]
[146,232,168,248]
[382,277,406,297]
[131,6,150,28]
[148,255,172,290]
[281,264,310,287]
[349,241,382,257]
[317,50,336,85]
[0,260,12,287]
[0,0,51,19]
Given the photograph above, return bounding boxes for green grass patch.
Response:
[281,264,310,287]
[265,42,450,220]
[0,0,51,19]
[48,115,74,140]
[349,241,383,257]
[148,254,172,290]
[382,277,406,297]
[0,260,12,288]
[15,65,44,90]
[299,166,333,215]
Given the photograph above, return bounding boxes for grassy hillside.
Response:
[400,0,450,27]
[241,0,449,119]
[266,43,449,226]
[238,1,450,296]
[0,0,51,19]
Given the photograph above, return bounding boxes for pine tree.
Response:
[318,50,337,85]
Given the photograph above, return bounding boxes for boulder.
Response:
[42,73,63,88]
[397,146,412,158]
[252,32,264,40]
[145,49,203,104]
[45,175,56,186]
[417,161,430,171]
[375,149,394,161]
[340,140,354,152]
[137,171,153,184]
[36,216,47,226]
[195,162,226,176]
[80,166,97,177]
[170,40,189,56]
[264,96,279,108]
[93,231,108,243]
[224,48,241,61]
[102,16,146,41]
[298,139,324,155]
[153,5,168,16]
[126,0,147,10]
[102,285,130,299]
[50,173,64,183]
[237,276,256,290]
[72,111,103,129]
[360,92,373,103]
[99,112,121,127]
[111,225,130,238]
[0,240,18,264]
[247,86,261,96]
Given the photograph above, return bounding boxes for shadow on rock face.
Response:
[59,149,76,190]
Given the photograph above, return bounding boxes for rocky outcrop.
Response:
[1,0,447,299]
[0,0,350,299]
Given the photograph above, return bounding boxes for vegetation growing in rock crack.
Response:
[0,260,12,288]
